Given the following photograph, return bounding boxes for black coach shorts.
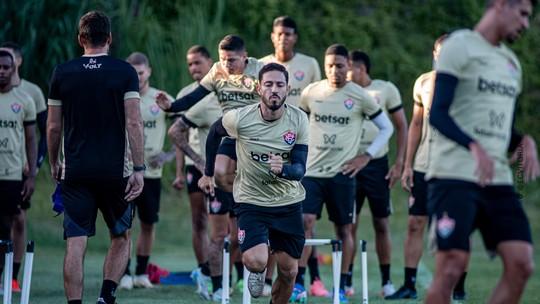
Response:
[133,178,161,224]
[234,202,305,259]
[62,178,134,239]
[209,188,235,216]
[427,179,532,252]
[355,155,391,218]
[409,171,428,216]
[217,137,237,161]
[302,173,356,225]
[0,180,23,216]
[185,165,203,194]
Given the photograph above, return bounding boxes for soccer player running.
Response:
[199,62,309,304]
[0,49,37,287]
[47,11,144,304]
[386,34,465,300]
[346,50,408,297]
[425,1,539,303]
[0,42,47,292]
[294,44,394,304]
[116,52,172,290]
[259,16,326,297]
[168,45,231,301]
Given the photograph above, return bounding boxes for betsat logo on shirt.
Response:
[477,77,517,98]
[250,151,290,162]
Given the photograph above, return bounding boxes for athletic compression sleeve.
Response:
[430,73,474,149]
[279,144,308,181]
[36,110,47,168]
[508,110,523,153]
[204,117,230,177]
[365,111,394,157]
[168,85,211,113]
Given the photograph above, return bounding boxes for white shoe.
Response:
[382,282,396,297]
[212,288,223,302]
[262,283,272,297]
[247,270,266,298]
[118,274,133,290]
[133,274,153,288]
[191,268,211,300]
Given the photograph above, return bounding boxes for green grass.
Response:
[15,169,540,303]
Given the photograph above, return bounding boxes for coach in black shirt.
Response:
[47,11,144,304]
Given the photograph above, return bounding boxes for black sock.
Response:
[124,258,131,275]
[307,254,320,283]
[211,275,223,292]
[265,278,273,285]
[347,263,354,286]
[454,272,467,293]
[234,262,244,280]
[340,273,348,290]
[13,262,21,280]
[68,300,82,304]
[295,266,306,287]
[404,267,417,289]
[199,261,211,277]
[380,264,391,286]
[99,279,117,304]
[135,255,149,275]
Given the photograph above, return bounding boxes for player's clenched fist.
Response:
[198,175,215,196]
[269,153,283,175]
[155,91,172,110]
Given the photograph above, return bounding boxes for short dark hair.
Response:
[78,10,111,47]
[0,50,14,66]
[349,50,371,74]
[434,34,449,50]
[486,0,537,8]
[126,52,150,66]
[219,35,245,52]
[325,44,349,59]
[0,42,22,58]
[259,62,289,84]
[187,45,211,59]
[273,16,298,34]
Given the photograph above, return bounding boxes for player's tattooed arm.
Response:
[168,117,205,173]
[199,117,229,195]
[156,85,211,113]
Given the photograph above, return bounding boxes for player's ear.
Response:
[77,34,85,48]
[107,33,113,47]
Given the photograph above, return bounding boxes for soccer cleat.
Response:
[453,290,467,301]
[235,279,244,293]
[118,274,133,290]
[309,279,330,297]
[212,288,223,302]
[384,285,417,300]
[247,271,266,298]
[96,298,116,304]
[289,283,307,303]
[191,267,211,300]
[262,283,272,297]
[344,285,355,297]
[338,289,349,304]
[11,279,21,292]
[133,274,153,288]
[381,282,396,297]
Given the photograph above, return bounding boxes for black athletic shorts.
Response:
[62,178,134,239]
[302,173,356,225]
[409,171,428,216]
[355,155,391,218]
[20,175,31,210]
[0,180,23,216]
[133,178,161,224]
[209,188,235,216]
[234,202,305,259]
[185,165,203,194]
[217,137,237,161]
[427,179,532,252]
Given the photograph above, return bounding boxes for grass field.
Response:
[12,169,540,303]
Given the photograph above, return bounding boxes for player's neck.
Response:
[275,50,294,63]
[83,45,109,56]
[474,15,502,46]
[11,70,21,86]
[260,104,284,121]
[0,83,13,93]
[358,75,371,88]
[140,83,150,96]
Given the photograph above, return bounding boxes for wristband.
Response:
[133,164,146,172]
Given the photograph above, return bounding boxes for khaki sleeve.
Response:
[435,34,468,77]
[222,110,239,138]
[296,110,310,146]
[311,58,321,82]
[30,83,47,113]
[385,82,402,110]
[359,90,382,118]
[199,63,217,91]
[24,97,37,122]
[412,76,423,107]
[298,84,313,112]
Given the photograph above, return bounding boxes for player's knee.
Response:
[407,216,426,235]
[140,222,154,234]
[336,224,353,240]
[278,265,297,283]
[12,215,24,232]
[210,230,228,244]
[373,217,389,234]
[302,214,316,232]
[508,257,534,281]
[242,253,266,272]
